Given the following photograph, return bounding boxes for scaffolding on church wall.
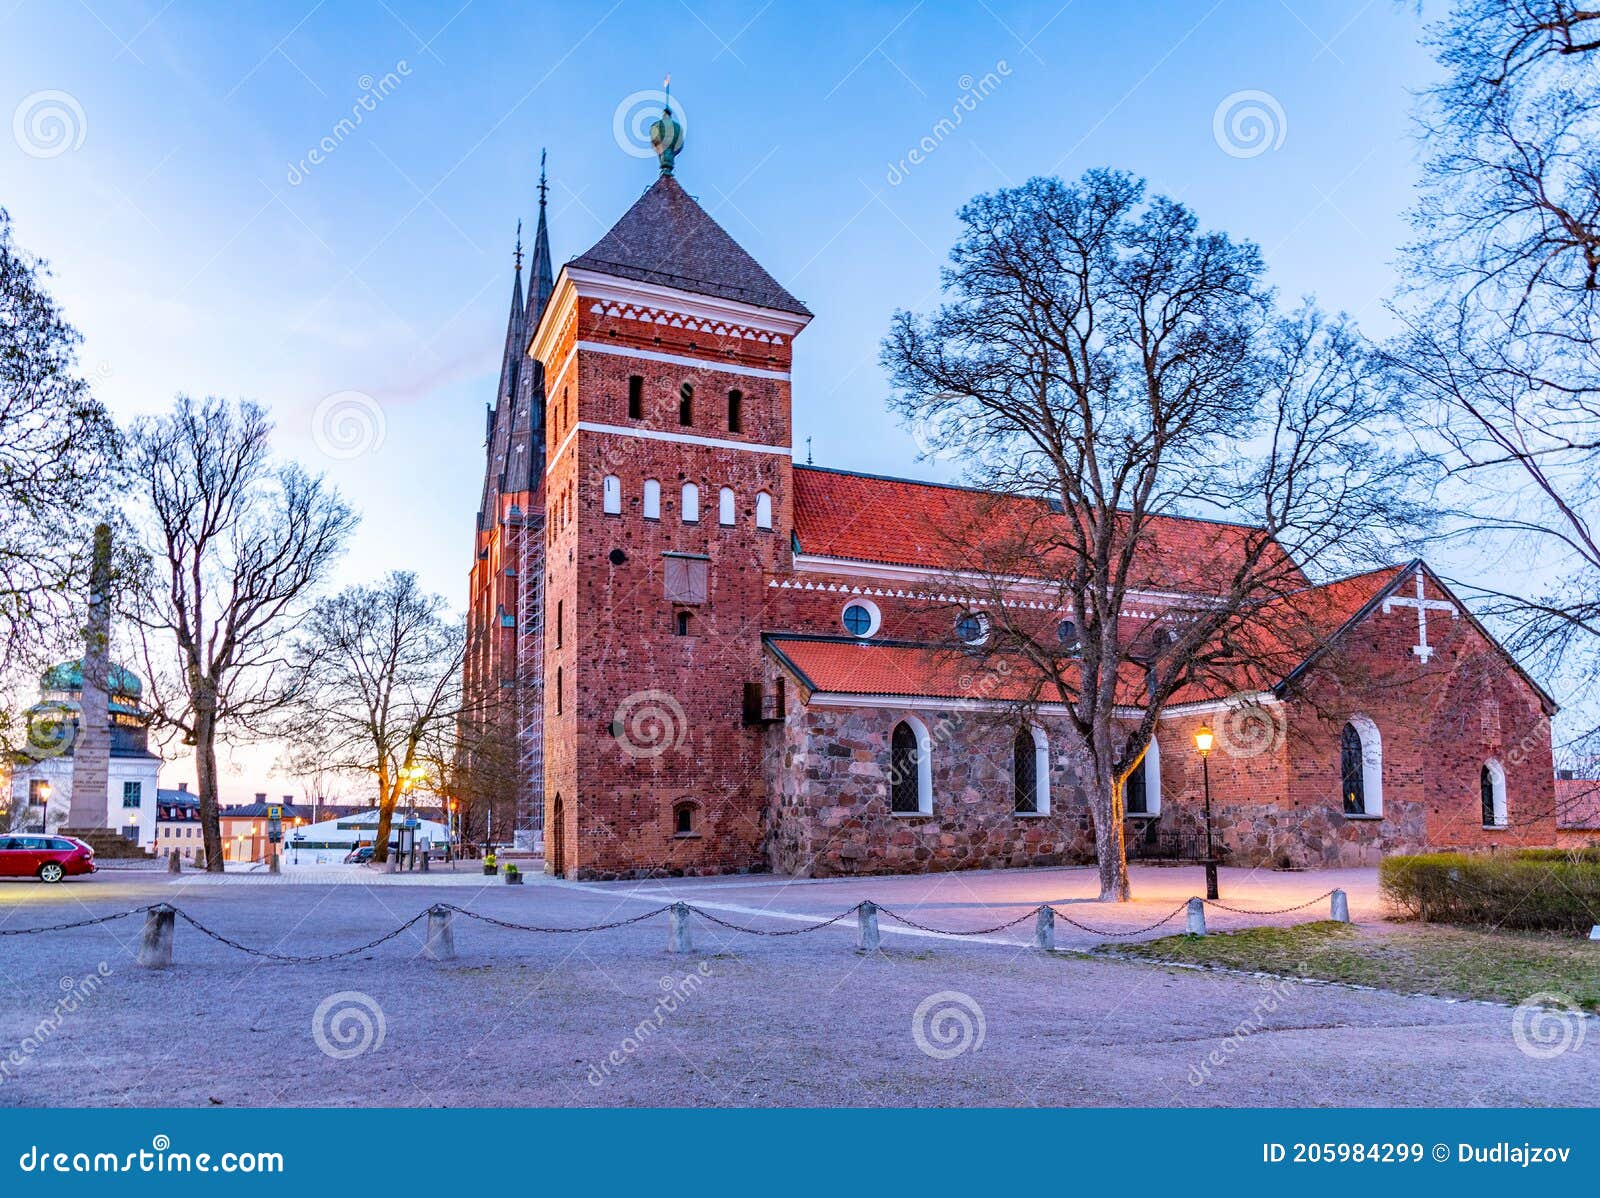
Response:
[513,514,546,851]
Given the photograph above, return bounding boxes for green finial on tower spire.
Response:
[650,75,684,176]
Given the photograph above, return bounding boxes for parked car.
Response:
[342,845,375,864]
[0,834,96,882]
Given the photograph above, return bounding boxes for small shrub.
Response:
[1380,852,1600,932]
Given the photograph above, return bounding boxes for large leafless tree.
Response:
[883,171,1427,900]
[0,208,119,752]
[1387,0,1599,771]
[125,397,355,870]
[277,571,464,863]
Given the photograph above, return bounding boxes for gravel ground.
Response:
[1,864,1594,1108]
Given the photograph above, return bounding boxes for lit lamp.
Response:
[1193,724,1219,901]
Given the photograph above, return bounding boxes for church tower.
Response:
[528,96,811,876]
[461,155,555,848]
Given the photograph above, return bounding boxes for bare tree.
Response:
[883,171,1426,899]
[1388,0,1599,747]
[0,208,119,746]
[278,572,464,863]
[125,397,356,871]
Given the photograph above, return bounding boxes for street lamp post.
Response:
[1193,724,1219,901]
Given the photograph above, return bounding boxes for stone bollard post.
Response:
[667,902,692,953]
[419,850,430,873]
[138,904,176,968]
[267,852,280,875]
[193,850,205,871]
[1186,897,1207,936]
[1034,906,1055,951]
[1330,889,1350,924]
[857,901,881,953]
[167,850,181,874]
[424,904,456,961]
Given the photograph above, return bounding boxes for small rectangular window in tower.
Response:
[727,389,742,433]
[663,552,709,605]
[556,600,563,648]
[627,375,643,420]
[678,382,693,426]
[555,666,563,714]
[676,611,693,637]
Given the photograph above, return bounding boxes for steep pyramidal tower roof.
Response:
[569,173,810,316]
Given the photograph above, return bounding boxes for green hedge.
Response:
[1380,852,1600,932]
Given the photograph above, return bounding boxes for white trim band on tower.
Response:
[571,341,792,382]
[546,421,792,476]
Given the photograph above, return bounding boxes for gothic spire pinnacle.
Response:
[525,149,554,324]
[514,219,523,272]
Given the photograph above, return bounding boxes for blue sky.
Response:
[1,0,1449,793]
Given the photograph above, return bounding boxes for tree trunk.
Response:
[194,715,224,873]
[370,768,395,864]
[1094,770,1132,902]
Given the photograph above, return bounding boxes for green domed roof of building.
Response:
[41,659,143,698]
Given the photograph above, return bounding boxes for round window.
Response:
[841,600,880,638]
[955,612,989,645]
[1057,619,1078,648]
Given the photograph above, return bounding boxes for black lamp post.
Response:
[1194,723,1219,901]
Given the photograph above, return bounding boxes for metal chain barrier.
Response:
[874,904,1045,936]
[1201,890,1337,916]
[689,906,860,936]
[1052,901,1192,937]
[0,906,156,936]
[442,903,674,934]
[171,907,432,964]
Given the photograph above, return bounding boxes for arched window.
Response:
[1013,726,1051,814]
[727,389,743,433]
[602,474,621,515]
[1057,619,1079,652]
[642,479,661,519]
[681,482,699,523]
[955,611,990,645]
[1125,736,1160,816]
[718,486,736,526]
[889,717,932,814]
[678,382,693,426]
[627,375,643,420]
[1481,759,1508,827]
[673,801,698,837]
[1340,715,1383,816]
[755,491,773,530]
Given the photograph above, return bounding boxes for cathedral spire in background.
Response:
[525,148,554,327]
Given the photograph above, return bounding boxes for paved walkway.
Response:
[1,865,1593,1108]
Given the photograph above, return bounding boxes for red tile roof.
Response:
[791,467,1301,594]
[765,566,1412,708]
[1557,778,1600,830]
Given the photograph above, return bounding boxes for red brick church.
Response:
[463,112,1560,880]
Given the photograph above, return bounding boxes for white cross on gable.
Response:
[1381,570,1456,663]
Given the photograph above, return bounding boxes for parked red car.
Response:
[0,835,96,882]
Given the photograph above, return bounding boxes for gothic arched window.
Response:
[1481,759,1508,827]
[678,382,693,426]
[890,719,931,814]
[681,482,699,523]
[642,479,661,519]
[1013,729,1038,813]
[755,491,773,529]
[727,389,743,433]
[602,475,621,515]
[1340,716,1383,816]
[718,486,736,526]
